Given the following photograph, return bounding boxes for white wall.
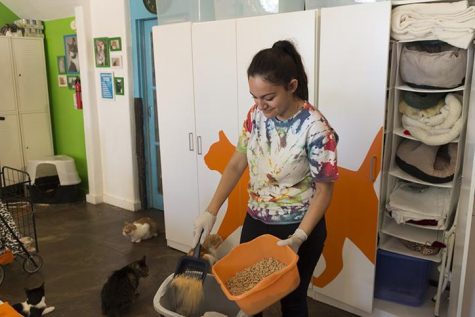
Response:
[80,0,140,210]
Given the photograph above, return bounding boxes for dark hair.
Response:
[247,40,308,101]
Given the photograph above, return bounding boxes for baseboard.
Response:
[103,193,141,211]
[86,193,103,204]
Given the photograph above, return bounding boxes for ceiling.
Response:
[1,0,88,21]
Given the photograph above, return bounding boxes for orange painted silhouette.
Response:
[313,128,382,287]
[205,128,382,288]
[204,131,249,239]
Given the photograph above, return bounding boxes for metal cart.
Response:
[0,166,43,285]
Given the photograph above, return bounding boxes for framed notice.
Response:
[100,72,114,100]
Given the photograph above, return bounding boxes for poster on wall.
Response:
[94,37,110,68]
[114,77,124,95]
[100,73,114,100]
[64,34,79,74]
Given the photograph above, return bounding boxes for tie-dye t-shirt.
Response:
[237,101,338,224]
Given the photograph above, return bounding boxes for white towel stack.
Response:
[391,0,475,49]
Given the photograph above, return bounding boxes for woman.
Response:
[193,40,338,317]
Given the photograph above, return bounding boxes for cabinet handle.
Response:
[188,132,194,151]
[197,136,202,155]
[0,116,4,121]
[370,156,377,182]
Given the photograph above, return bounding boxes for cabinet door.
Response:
[12,38,49,113]
[315,2,391,313]
[0,38,17,113]
[0,114,24,170]
[192,19,240,239]
[236,10,317,121]
[20,113,54,164]
[153,23,199,252]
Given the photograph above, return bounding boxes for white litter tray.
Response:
[154,273,242,317]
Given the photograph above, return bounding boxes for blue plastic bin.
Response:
[374,249,431,306]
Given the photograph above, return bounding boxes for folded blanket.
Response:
[392,0,475,49]
[402,93,463,145]
[387,182,451,228]
[399,99,446,124]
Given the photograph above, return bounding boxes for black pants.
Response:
[240,213,327,317]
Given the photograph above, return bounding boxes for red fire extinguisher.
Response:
[74,78,83,110]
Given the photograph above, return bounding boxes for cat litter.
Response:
[154,273,243,317]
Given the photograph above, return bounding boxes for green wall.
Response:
[44,17,88,190]
[0,2,18,26]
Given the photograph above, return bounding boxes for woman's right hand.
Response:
[192,210,217,247]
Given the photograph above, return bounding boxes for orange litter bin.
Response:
[0,301,22,317]
[212,234,300,315]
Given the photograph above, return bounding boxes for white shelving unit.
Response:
[379,40,474,316]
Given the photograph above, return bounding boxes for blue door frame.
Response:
[138,18,163,210]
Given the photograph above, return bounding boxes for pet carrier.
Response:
[0,166,43,285]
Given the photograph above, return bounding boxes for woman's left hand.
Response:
[277,228,308,253]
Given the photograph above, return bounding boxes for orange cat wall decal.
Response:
[205,128,382,288]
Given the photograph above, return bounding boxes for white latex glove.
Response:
[277,228,308,253]
[192,210,216,248]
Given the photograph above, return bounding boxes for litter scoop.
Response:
[173,229,210,282]
[171,230,210,316]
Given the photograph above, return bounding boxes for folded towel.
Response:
[387,182,451,228]
[392,0,475,49]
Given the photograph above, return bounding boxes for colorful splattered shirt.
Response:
[237,102,338,224]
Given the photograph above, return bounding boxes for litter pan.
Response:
[153,273,241,317]
[212,234,300,315]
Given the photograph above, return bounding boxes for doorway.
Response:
[139,18,163,210]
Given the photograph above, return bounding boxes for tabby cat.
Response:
[101,256,148,317]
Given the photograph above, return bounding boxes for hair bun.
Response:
[272,40,294,54]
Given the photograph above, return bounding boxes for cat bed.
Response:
[399,99,445,122]
[400,42,467,89]
[401,93,463,146]
[401,91,446,110]
[386,182,451,229]
[26,155,84,204]
[154,274,242,317]
[395,139,457,184]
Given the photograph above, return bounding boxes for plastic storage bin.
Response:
[154,273,241,317]
[374,249,431,306]
[212,234,299,315]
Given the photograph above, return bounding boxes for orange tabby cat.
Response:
[122,217,158,243]
[187,234,223,265]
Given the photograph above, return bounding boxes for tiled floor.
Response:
[0,202,357,316]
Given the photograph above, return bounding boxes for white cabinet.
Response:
[153,23,199,252]
[153,19,240,252]
[314,2,391,313]
[192,19,239,224]
[0,114,23,169]
[0,37,53,171]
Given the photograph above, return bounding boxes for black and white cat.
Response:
[101,256,149,317]
[12,283,55,317]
